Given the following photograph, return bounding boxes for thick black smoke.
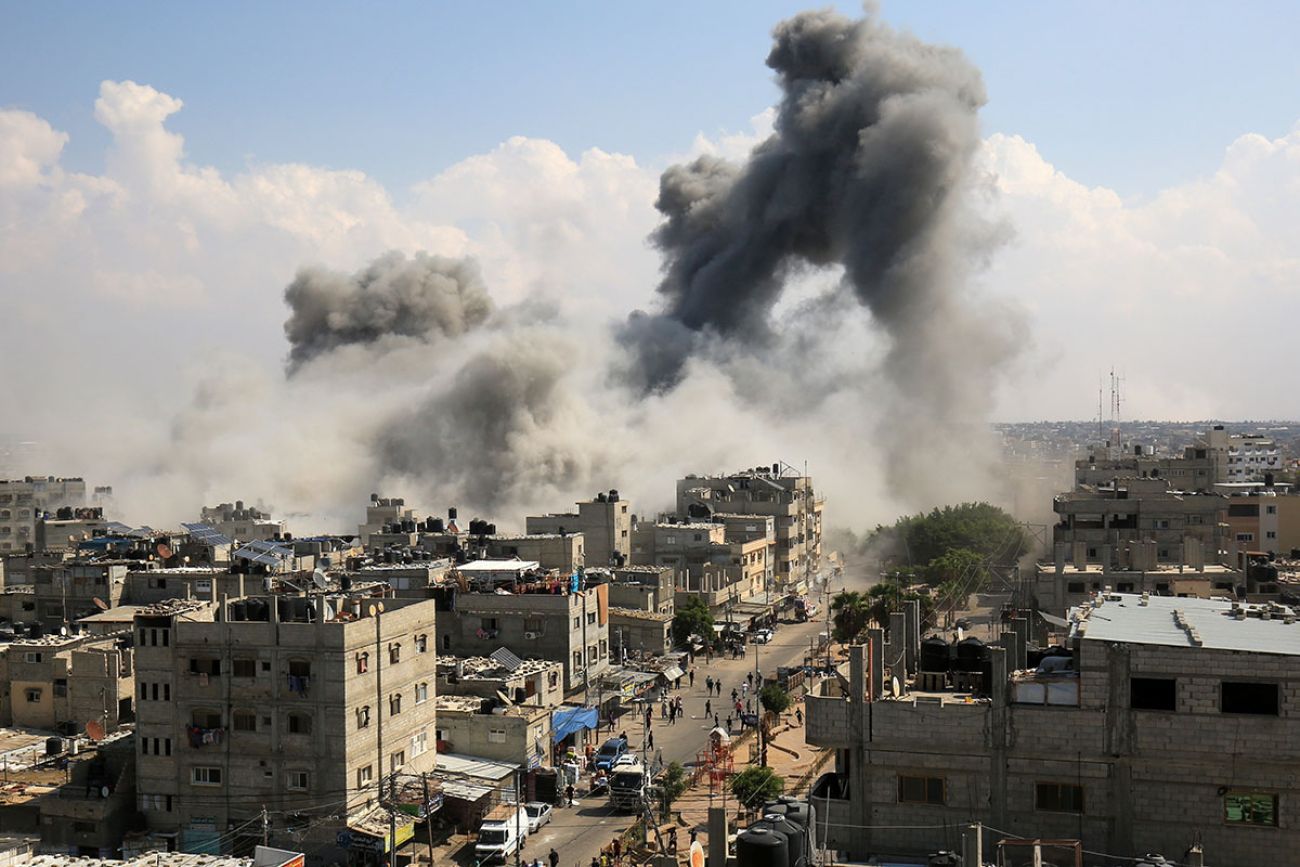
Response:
[623,8,990,390]
[283,251,492,372]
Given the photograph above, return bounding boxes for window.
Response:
[488,728,507,744]
[1267,505,1278,515]
[897,775,945,805]
[573,616,581,629]
[480,617,498,631]
[357,652,369,674]
[232,658,257,678]
[1130,677,1176,711]
[189,657,221,676]
[587,612,597,625]
[390,694,402,715]
[573,651,582,671]
[389,643,401,664]
[523,617,542,634]
[411,730,428,757]
[192,709,223,728]
[142,738,173,756]
[191,767,223,787]
[288,712,313,734]
[25,689,41,703]
[416,634,428,653]
[390,751,405,772]
[24,652,42,663]
[1267,531,1277,540]
[1067,582,1085,594]
[441,634,451,651]
[1221,681,1279,715]
[288,659,311,678]
[1236,533,1254,543]
[1224,791,1277,827]
[357,765,373,788]
[357,706,371,729]
[53,679,67,697]
[415,683,429,704]
[1035,782,1084,813]
[233,710,257,732]
[287,771,309,791]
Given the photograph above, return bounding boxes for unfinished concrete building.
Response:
[525,491,632,568]
[806,593,1300,867]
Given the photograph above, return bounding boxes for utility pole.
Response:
[421,773,434,866]
[372,602,386,862]
[261,805,268,846]
[514,768,522,867]
[388,778,397,867]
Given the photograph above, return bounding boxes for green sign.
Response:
[1224,792,1276,826]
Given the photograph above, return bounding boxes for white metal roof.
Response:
[458,559,541,573]
[1074,593,1300,656]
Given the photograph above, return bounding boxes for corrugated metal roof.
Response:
[1075,593,1300,656]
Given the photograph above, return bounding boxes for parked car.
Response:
[751,627,774,644]
[524,801,552,833]
[475,806,529,864]
[594,736,629,772]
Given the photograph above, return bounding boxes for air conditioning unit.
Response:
[524,631,539,640]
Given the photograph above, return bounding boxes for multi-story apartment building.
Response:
[357,496,415,547]
[433,565,609,693]
[483,533,585,572]
[435,655,564,709]
[525,492,632,568]
[806,593,1300,867]
[432,695,552,770]
[133,594,439,860]
[0,631,134,731]
[608,607,672,660]
[0,477,97,553]
[1074,444,1218,491]
[600,565,675,616]
[675,467,822,593]
[630,521,770,619]
[198,501,285,543]
[1052,479,1227,569]
[1220,490,1300,556]
[32,560,128,628]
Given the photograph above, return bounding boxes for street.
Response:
[523,571,858,867]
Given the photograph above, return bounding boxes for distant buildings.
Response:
[0,477,111,554]
[525,491,632,568]
[197,501,284,543]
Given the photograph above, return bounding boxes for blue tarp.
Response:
[551,706,599,743]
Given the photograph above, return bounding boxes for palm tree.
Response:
[831,590,871,642]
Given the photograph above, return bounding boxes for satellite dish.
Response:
[312,569,328,589]
[377,602,385,614]
[100,785,110,799]
[59,626,68,637]
[891,676,901,697]
[157,543,173,560]
[368,605,377,617]
[689,841,705,867]
[496,690,513,707]
[957,626,965,642]
[85,720,105,742]
[92,597,108,611]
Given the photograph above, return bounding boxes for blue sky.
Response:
[4,1,1298,199]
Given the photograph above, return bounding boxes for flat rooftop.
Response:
[458,559,541,572]
[609,607,670,622]
[1074,593,1300,656]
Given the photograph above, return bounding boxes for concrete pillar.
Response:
[988,647,1008,837]
[707,806,728,867]
[1071,541,1086,567]
[1011,617,1029,670]
[904,598,921,677]
[849,644,866,718]
[1101,544,1113,573]
[888,611,906,677]
[962,823,982,867]
[867,628,884,700]
[848,642,872,858]
[1053,543,1066,573]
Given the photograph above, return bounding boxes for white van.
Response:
[474,805,529,864]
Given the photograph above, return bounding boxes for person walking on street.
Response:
[689,669,696,687]
[706,675,713,694]
[714,713,720,728]
[725,714,732,732]
[796,708,803,726]
[731,688,738,704]
[648,730,654,749]
[566,783,575,807]
[705,698,712,717]
[668,827,678,853]
[549,848,559,867]
[661,697,668,719]
[747,671,754,688]
[613,838,622,866]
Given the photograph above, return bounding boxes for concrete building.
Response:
[608,608,672,661]
[675,467,822,593]
[1,552,64,588]
[1034,556,1244,614]
[0,478,97,554]
[35,509,108,554]
[806,593,1300,866]
[1198,426,1283,483]
[601,566,675,616]
[483,533,585,573]
[198,502,285,543]
[357,496,415,547]
[1,632,133,733]
[132,593,440,858]
[432,696,551,770]
[38,737,136,857]
[1074,444,1219,492]
[525,491,632,568]
[32,561,128,629]
[1052,479,1227,570]
[435,655,564,709]
[434,565,610,693]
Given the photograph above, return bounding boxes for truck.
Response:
[594,736,628,772]
[608,757,648,812]
[474,805,529,864]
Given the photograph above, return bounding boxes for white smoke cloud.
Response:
[1,73,1298,533]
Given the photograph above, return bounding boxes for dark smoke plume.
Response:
[283,251,492,371]
[623,7,990,389]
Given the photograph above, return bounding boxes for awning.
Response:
[658,665,684,682]
[551,706,599,743]
[1038,610,1070,628]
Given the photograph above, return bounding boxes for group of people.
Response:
[660,693,686,724]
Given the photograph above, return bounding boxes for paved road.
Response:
[523,576,857,867]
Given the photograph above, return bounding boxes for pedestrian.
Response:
[705,698,712,717]
[566,782,576,807]
[648,730,654,749]
[796,708,804,726]
[713,713,720,728]
[549,849,559,867]
[731,688,738,703]
[706,675,714,694]
[591,857,599,867]
[747,671,754,687]
[675,675,682,689]
[690,828,698,846]
[689,669,696,687]
[668,827,678,853]
[661,698,668,719]
[725,714,732,732]
[613,838,622,866]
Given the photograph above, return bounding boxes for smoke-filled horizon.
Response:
[15,7,1032,535]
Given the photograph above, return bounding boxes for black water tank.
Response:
[920,636,951,673]
[28,623,42,639]
[448,507,458,521]
[956,636,985,672]
[431,518,445,533]
[45,737,64,756]
[736,827,788,867]
[755,815,807,867]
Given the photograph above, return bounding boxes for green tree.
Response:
[672,596,714,646]
[661,762,689,806]
[759,684,791,715]
[831,590,871,642]
[865,582,935,631]
[730,766,785,809]
[923,547,986,589]
[866,502,1027,571]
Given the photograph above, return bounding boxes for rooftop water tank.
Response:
[920,636,952,673]
[736,827,788,867]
